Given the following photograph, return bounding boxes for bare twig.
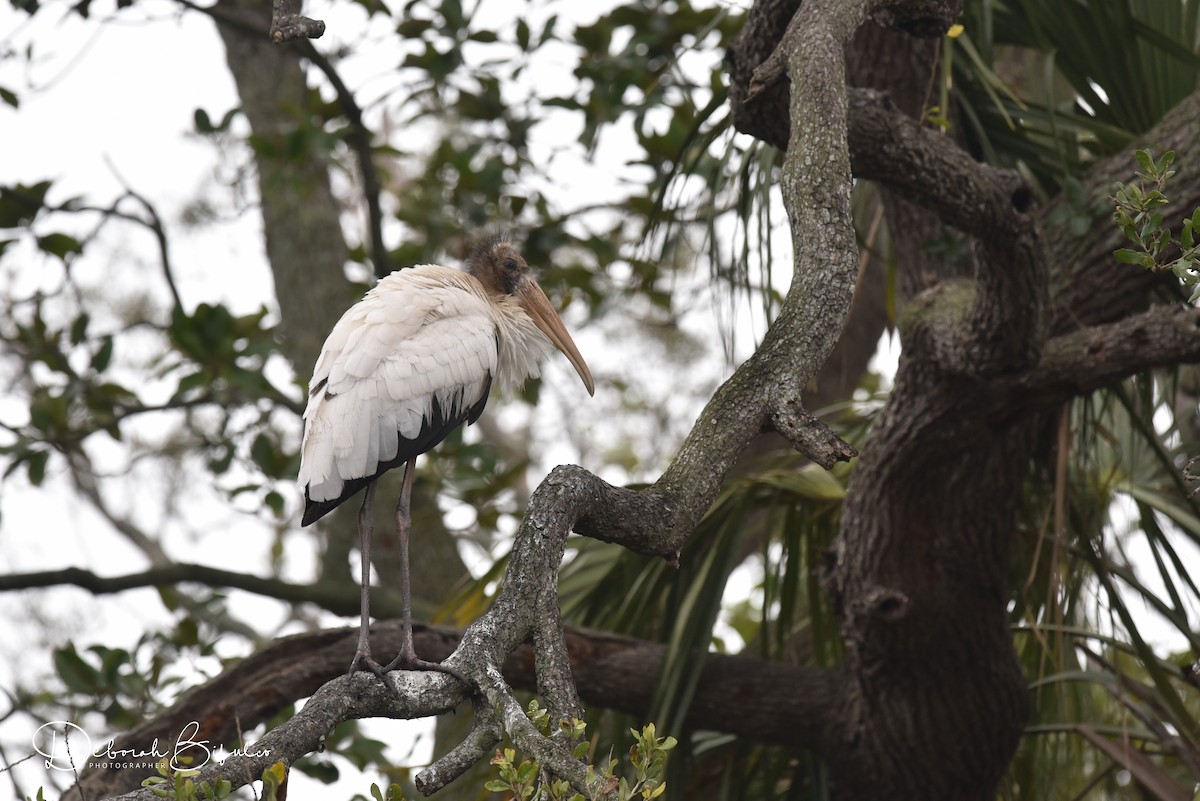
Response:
[103,161,185,312]
[297,41,392,277]
[64,451,171,566]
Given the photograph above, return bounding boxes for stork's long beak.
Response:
[519,277,595,396]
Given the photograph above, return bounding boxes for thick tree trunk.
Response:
[830,363,1034,799]
[213,0,349,374]
[724,0,1200,794]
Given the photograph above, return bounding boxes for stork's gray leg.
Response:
[397,457,417,658]
[347,480,408,700]
[348,481,378,676]
[382,459,468,685]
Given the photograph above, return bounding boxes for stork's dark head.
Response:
[466,232,530,297]
[464,232,595,396]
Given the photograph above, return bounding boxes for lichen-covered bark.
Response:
[730,0,1036,795]
[726,1,1197,799]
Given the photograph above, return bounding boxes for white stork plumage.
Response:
[298,234,594,683]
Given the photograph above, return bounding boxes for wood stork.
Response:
[298,233,594,685]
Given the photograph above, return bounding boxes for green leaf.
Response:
[36,233,82,260]
[29,391,67,433]
[263,490,284,516]
[516,759,538,783]
[250,433,276,472]
[54,643,101,694]
[26,450,49,486]
[396,17,432,38]
[1113,248,1147,265]
[260,762,287,801]
[293,757,339,784]
[1155,150,1176,174]
[91,336,114,372]
[194,108,214,133]
[69,313,90,345]
[171,371,208,401]
[539,13,558,42]
[0,86,17,108]
[440,0,464,31]
[0,181,52,227]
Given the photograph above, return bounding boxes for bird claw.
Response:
[348,649,472,701]
[382,652,472,687]
[347,648,370,678]
[353,654,407,702]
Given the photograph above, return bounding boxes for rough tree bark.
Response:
[75,0,1200,799]
[727,2,1198,799]
[213,0,348,374]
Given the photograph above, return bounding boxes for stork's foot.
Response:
[348,652,403,695]
[348,648,406,701]
[348,646,470,700]
[383,647,471,686]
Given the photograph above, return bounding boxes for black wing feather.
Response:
[300,373,494,527]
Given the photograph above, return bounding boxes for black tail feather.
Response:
[299,377,492,526]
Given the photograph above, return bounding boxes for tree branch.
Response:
[846,88,1047,373]
[296,41,393,278]
[847,89,1032,241]
[1002,304,1200,416]
[64,453,171,567]
[183,0,387,282]
[75,624,841,798]
[109,671,463,801]
[0,563,372,617]
[269,0,323,43]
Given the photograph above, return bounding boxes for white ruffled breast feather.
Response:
[491,295,556,391]
[298,265,511,503]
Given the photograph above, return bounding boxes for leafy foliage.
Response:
[141,758,234,800]
[487,701,677,801]
[1111,149,1200,301]
[951,0,1200,190]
